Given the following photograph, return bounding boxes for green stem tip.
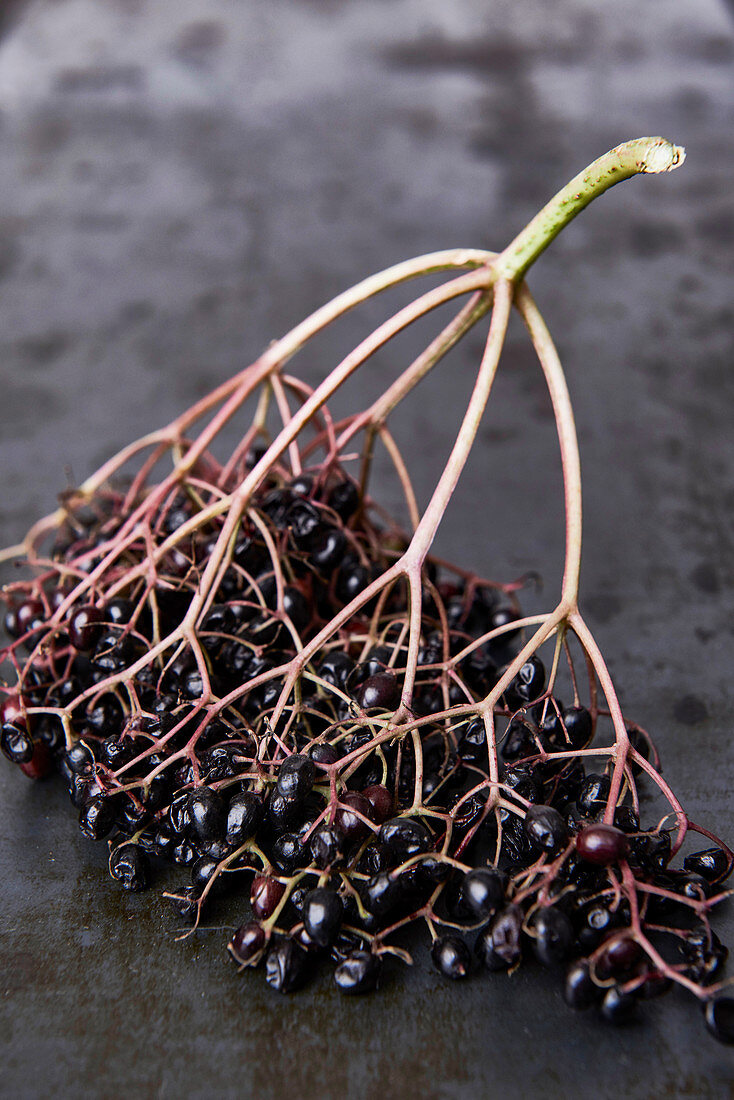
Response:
[496,136,686,282]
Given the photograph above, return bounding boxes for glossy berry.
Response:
[302,887,344,947]
[1,723,34,764]
[361,784,393,824]
[191,855,220,892]
[523,805,568,854]
[577,773,610,816]
[225,791,263,846]
[327,479,359,521]
[251,874,285,920]
[596,935,643,980]
[355,671,400,712]
[704,997,734,1044]
[505,655,545,707]
[459,868,505,920]
[65,740,96,777]
[431,935,471,979]
[364,872,403,917]
[683,847,730,883]
[379,817,432,862]
[79,796,118,840]
[335,793,373,843]
[68,605,104,651]
[265,939,308,993]
[169,886,200,922]
[271,832,306,873]
[576,824,629,865]
[187,789,226,847]
[458,718,487,764]
[533,907,574,967]
[276,754,315,802]
[310,823,345,868]
[564,960,602,1009]
[109,845,150,892]
[600,985,638,1025]
[334,951,381,994]
[229,921,266,965]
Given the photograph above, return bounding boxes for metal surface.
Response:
[1,2,734,1096]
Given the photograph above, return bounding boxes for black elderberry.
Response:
[431,935,471,979]
[704,997,734,1044]
[173,840,199,866]
[79,795,118,840]
[475,905,523,970]
[600,985,638,1025]
[109,845,150,892]
[1,723,35,764]
[191,855,221,893]
[169,886,200,922]
[523,804,568,855]
[302,888,344,947]
[379,817,432,863]
[462,862,508,915]
[310,823,345,868]
[361,784,393,824]
[576,773,611,817]
[226,791,263,846]
[354,670,400,712]
[187,788,226,847]
[533,907,574,967]
[309,743,341,767]
[68,605,104,651]
[335,793,373,843]
[336,561,369,604]
[268,790,300,833]
[229,921,267,965]
[287,500,323,547]
[266,938,309,993]
[271,833,306,873]
[317,651,354,692]
[457,718,487,764]
[334,951,381,994]
[502,717,539,762]
[596,935,643,981]
[310,528,346,572]
[683,847,731,883]
[276,754,315,802]
[364,871,403,917]
[168,790,192,835]
[504,655,545,708]
[564,960,602,1010]
[251,874,285,920]
[327,479,359,521]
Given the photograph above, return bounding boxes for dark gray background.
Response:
[1,1,734,1097]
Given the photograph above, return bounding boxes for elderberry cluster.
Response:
[1,456,733,1044]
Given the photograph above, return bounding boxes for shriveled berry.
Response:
[229,921,266,965]
[265,939,308,993]
[79,795,117,840]
[310,823,345,868]
[302,887,344,947]
[577,773,610,816]
[475,905,523,970]
[271,832,306,873]
[1,723,34,764]
[576,824,629,865]
[169,886,200,922]
[109,845,150,892]
[334,950,381,994]
[431,935,471,979]
[524,805,568,854]
[65,740,96,777]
